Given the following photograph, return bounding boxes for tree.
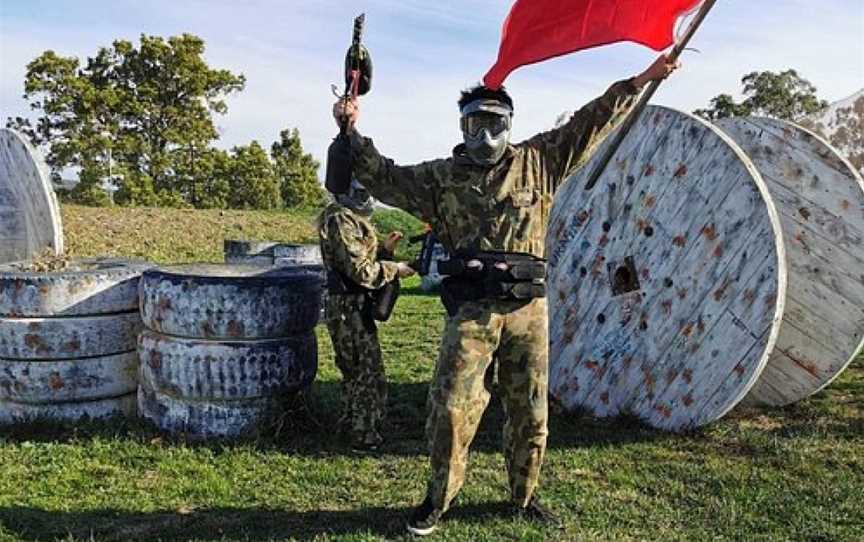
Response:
[271,128,324,208]
[7,34,245,206]
[695,70,828,122]
[222,142,281,210]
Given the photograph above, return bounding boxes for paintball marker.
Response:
[325,14,373,194]
[408,227,439,276]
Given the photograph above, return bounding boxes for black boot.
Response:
[514,496,563,529]
[406,495,444,536]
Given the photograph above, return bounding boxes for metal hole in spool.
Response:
[546,105,864,432]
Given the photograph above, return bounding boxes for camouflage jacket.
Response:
[349,79,639,258]
[318,202,399,290]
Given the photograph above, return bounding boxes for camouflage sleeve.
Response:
[520,78,640,193]
[328,212,399,290]
[348,131,441,222]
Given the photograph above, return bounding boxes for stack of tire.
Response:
[137,264,323,439]
[0,259,151,423]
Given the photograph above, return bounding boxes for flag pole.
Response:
[583,0,718,191]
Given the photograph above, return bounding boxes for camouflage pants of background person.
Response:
[425,297,549,512]
[326,293,387,446]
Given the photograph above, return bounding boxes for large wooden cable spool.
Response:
[0,129,64,263]
[547,106,864,432]
[715,118,864,406]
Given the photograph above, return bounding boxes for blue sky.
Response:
[1,0,862,172]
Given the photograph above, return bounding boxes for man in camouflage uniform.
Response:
[319,180,415,450]
[334,55,680,535]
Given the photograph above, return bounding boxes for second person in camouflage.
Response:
[318,179,415,450]
[333,54,681,536]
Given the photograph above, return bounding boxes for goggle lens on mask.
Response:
[464,113,509,138]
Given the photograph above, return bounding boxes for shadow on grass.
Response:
[0,380,671,458]
[8,362,861,457]
[0,501,518,542]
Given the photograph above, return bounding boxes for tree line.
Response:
[9,35,861,210]
[6,34,324,209]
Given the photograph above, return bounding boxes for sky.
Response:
[1,0,862,175]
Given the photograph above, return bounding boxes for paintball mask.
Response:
[337,178,374,215]
[460,98,513,166]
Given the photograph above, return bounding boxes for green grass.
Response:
[0,205,861,541]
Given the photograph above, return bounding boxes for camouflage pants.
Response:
[326,293,387,444]
[425,297,549,511]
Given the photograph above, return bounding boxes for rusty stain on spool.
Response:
[702,224,718,241]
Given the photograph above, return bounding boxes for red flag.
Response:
[484,0,702,89]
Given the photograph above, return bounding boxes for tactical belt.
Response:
[438,251,547,316]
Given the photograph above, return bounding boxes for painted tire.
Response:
[138,330,317,400]
[0,351,138,403]
[0,312,141,360]
[0,392,136,423]
[0,258,152,317]
[137,382,278,439]
[139,264,324,339]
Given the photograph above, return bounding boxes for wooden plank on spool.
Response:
[547,105,786,432]
[715,118,864,406]
[0,129,63,263]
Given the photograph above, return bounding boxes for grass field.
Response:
[0,205,861,542]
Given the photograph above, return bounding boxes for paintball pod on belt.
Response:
[436,251,548,317]
[325,14,373,195]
